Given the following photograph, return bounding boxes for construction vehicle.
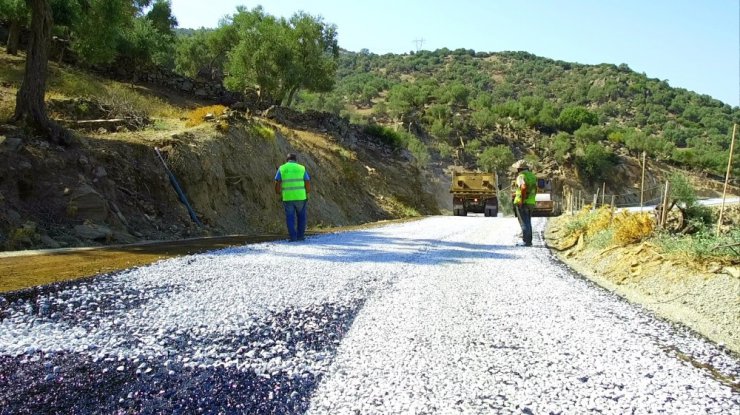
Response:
[450,171,498,217]
[532,176,559,216]
[510,175,561,217]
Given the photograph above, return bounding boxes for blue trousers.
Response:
[516,204,533,245]
[283,200,307,241]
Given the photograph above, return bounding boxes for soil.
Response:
[545,213,740,355]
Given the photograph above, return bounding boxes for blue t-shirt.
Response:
[274,161,311,181]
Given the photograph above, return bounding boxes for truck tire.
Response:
[485,207,498,217]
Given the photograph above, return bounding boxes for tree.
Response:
[223,7,338,107]
[478,145,515,173]
[146,0,176,36]
[558,106,598,133]
[12,0,151,144]
[0,0,28,55]
[12,0,69,144]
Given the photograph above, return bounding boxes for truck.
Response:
[450,171,499,217]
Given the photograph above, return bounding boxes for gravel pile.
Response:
[1,216,738,414]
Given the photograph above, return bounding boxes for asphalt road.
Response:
[0,216,737,414]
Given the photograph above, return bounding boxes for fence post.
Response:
[660,180,671,227]
[610,194,616,224]
[717,123,736,234]
[640,151,646,210]
[601,182,606,206]
[592,193,598,211]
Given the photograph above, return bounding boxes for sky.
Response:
[170,0,740,107]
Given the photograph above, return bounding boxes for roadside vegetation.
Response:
[556,175,739,265]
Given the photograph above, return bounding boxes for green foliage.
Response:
[146,0,177,36]
[575,142,617,183]
[558,106,598,133]
[223,6,339,107]
[655,228,740,262]
[549,132,572,163]
[364,124,405,148]
[175,26,237,78]
[406,135,430,168]
[0,0,27,22]
[478,145,514,172]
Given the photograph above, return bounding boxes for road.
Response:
[0,216,738,414]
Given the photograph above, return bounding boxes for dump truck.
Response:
[450,171,498,216]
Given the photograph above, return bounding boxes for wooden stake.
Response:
[640,151,646,210]
[601,182,606,206]
[717,124,737,234]
[660,180,670,228]
[610,194,616,224]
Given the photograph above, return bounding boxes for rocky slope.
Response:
[0,109,446,251]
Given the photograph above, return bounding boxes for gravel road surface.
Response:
[0,216,738,414]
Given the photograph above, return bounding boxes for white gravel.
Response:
[1,216,738,414]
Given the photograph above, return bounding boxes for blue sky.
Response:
[170,0,740,107]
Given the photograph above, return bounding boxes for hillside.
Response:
[0,51,443,251]
[295,49,739,197]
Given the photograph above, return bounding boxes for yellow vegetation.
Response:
[613,211,655,245]
[185,105,227,127]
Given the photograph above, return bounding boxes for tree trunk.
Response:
[13,0,70,145]
[284,85,300,108]
[6,20,22,55]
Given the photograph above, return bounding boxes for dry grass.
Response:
[185,105,227,127]
[613,211,655,245]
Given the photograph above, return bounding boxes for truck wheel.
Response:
[461,209,467,217]
[485,208,497,217]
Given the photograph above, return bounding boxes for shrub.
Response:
[185,105,227,127]
[655,228,740,262]
[363,124,405,148]
[613,211,655,245]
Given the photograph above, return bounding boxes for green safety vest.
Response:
[279,162,307,201]
[514,170,537,206]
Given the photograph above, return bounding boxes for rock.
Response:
[721,266,739,279]
[5,209,21,226]
[68,184,108,222]
[181,80,193,91]
[112,230,138,244]
[194,88,207,97]
[40,234,61,249]
[74,223,112,241]
[1,136,23,152]
[93,166,107,178]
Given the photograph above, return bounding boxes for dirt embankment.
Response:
[0,112,445,253]
[545,216,740,355]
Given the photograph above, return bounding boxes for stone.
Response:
[40,234,61,249]
[181,80,193,91]
[68,184,108,222]
[74,223,112,241]
[93,166,107,178]
[2,136,22,152]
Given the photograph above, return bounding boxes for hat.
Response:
[286,153,297,161]
[512,159,529,170]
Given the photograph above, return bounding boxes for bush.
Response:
[613,211,655,245]
[363,124,405,148]
[655,228,740,262]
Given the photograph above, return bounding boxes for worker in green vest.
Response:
[512,159,537,246]
[274,153,311,241]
